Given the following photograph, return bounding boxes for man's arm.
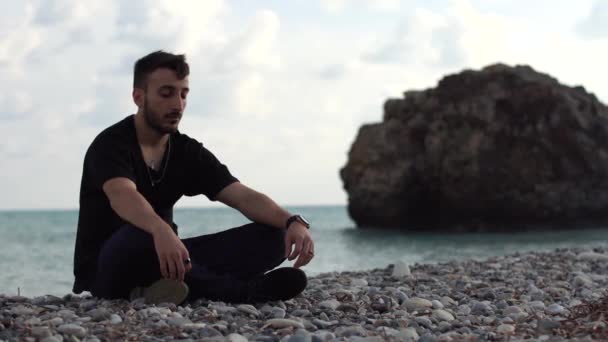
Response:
[215,182,315,268]
[103,178,192,280]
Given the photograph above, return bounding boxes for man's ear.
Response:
[133,88,145,108]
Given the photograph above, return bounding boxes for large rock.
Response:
[340,64,608,230]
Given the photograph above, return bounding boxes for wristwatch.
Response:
[285,214,310,230]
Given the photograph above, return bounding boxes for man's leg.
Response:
[91,224,162,300]
[92,222,305,303]
[182,222,286,280]
[182,222,292,302]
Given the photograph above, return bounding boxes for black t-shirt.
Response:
[72,115,238,293]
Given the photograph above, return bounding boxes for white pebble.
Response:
[578,252,608,261]
[403,297,433,311]
[431,300,444,309]
[46,317,64,326]
[319,299,340,310]
[110,314,122,324]
[546,304,567,315]
[497,324,515,334]
[183,323,206,330]
[264,319,305,329]
[351,278,368,287]
[392,261,411,277]
[432,309,455,322]
[11,305,34,315]
[226,333,248,342]
[237,304,260,316]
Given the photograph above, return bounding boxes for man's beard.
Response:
[143,99,179,135]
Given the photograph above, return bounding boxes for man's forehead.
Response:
[147,68,189,86]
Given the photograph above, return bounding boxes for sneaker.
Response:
[246,267,307,303]
[129,278,189,305]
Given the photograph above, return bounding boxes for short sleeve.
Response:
[85,134,136,189]
[184,141,238,200]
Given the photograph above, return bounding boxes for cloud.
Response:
[362,7,466,67]
[577,1,608,39]
[319,0,402,13]
[1,0,608,209]
[115,0,226,52]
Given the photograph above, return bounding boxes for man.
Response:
[72,50,314,305]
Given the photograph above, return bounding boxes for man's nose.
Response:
[173,96,185,111]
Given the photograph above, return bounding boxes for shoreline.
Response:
[2,247,608,341]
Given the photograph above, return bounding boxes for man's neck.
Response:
[134,112,169,147]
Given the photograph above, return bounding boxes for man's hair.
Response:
[133,50,190,89]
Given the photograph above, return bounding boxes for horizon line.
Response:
[0,203,348,212]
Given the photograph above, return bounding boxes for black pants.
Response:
[91,222,286,301]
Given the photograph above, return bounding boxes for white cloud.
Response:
[1,0,608,209]
[363,7,466,67]
[577,0,608,39]
[115,0,226,53]
[319,0,402,13]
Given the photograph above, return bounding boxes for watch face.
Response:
[298,215,310,226]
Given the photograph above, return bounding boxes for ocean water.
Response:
[2,205,608,297]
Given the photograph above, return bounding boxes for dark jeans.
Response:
[91,222,286,301]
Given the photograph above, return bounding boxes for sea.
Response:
[2,205,608,297]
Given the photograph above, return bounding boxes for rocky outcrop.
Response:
[340,64,608,230]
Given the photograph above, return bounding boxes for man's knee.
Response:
[247,223,286,261]
[97,224,156,271]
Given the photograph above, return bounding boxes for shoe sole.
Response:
[142,279,189,305]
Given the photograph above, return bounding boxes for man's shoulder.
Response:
[91,115,134,145]
[86,115,135,157]
[173,130,203,149]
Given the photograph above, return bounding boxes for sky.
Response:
[0,0,607,210]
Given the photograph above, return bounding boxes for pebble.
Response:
[351,278,368,287]
[318,299,340,310]
[167,317,191,327]
[577,251,608,261]
[57,324,87,337]
[3,248,608,340]
[403,297,433,311]
[546,303,567,315]
[415,316,433,328]
[471,301,493,315]
[40,337,62,342]
[432,309,455,322]
[226,333,248,342]
[497,324,515,334]
[431,299,444,309]
[11,305,34,315]
[264,319,305,329]
[31,327,52,338]
[396,327,420,341]
[109,314,122,324]
[392,261,411,277]
[537,318,560,333]
[237,304,260,316]
[271,307,286,318]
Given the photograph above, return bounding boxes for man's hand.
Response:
[284,223,314,268]
[152,226,192,281]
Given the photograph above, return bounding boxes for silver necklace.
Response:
[145,137,171,187]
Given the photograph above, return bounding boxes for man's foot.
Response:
[129,278,189,305]
[246,267,307,303]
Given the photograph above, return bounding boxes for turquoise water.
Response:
[2,205,608,297]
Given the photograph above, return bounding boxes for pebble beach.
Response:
[3,247,608,341]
